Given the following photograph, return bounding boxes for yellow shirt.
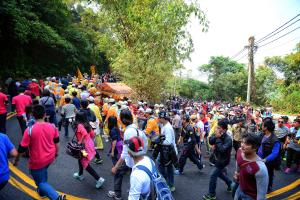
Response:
[88,104,102,122]
[144,116,160,136]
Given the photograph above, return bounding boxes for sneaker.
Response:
[174,169,180,175]
[107,191,122,200]
[73,172,85,181]
[200,164,205,170]
[226,184,232,192]
[169,186,176,192]
[202,193,216,200]
[93,158,103,164]
[96,177,105,189]
[284,167,292,174]
[56,195,66,200]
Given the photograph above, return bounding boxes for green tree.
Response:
[254,65,277,105]
[265,42,300,86]
[86,0,209,101]
[199,56,247,101]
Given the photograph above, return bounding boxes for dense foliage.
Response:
[0,0,109,79]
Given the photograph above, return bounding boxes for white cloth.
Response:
[161,122,178,155]
[195,121,204,134]
[128,156,152,200]
[121,124,148,168]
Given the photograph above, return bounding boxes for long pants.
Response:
[158,163,174,187]
[178,147,203,173]
[265,162,275,191]
[17,116,27,135]
[234,186,253,200]
[78,159,99,180]
[286,147,300,168]
[208,166,232,195]
[0,112,7,134]
[0,181,8,191]
[30,166,59,200]
[113,163,129,197]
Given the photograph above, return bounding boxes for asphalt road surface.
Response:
[1,114,299,200]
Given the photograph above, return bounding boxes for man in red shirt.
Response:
[0,87,8,134]
[13,105,65,200]
[234,134,268,200]
[28,79,41,98]
[12,87,32,135]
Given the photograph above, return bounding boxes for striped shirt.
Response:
[61,103,77,119]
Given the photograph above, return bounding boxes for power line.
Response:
[230,48,246,59]
[256,18,300,44]
[256,13,300,44]
[235,52,248,62]
[257,36,300,52]
[258,26,300,48]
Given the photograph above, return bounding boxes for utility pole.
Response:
[246,36,256,104]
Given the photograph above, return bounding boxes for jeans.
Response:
[63,118,70,137]
[234,186,254,200]
[114,163,129,197]
[30,166,59,200]
[17,116,27,135]
[0,112,7,134]
[208,166,232,195]
[158,163,174,187]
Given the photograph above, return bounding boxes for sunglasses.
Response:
[278,121,284,123]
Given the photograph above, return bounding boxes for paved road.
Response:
[1,114,299,200]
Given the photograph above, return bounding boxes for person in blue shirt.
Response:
[71,91,81,110]
[257,119,280,193]
[0,133,17,190]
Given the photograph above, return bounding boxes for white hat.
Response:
[138,107,145,112]
[88,96,94,102]
[143,102,147,105]
[117,101,123,106]
[127,99,132,102]
[145,108,152,113]
[123,101,128,105]
[109,98,115,103]
[121,105,128,110]
[154,104,159,107]
[138,101,143,106]
[159,104,164,108]
[32,79,37,82]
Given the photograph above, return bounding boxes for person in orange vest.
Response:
[144,108,160,150]
[53,83,65,107]
[103,98,118,141]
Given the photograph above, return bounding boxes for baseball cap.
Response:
[124,136,145,157]
[158,111,168,119]
[145,108,152,114]
[87,96,94,102]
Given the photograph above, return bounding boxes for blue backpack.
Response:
[136,159,174,200]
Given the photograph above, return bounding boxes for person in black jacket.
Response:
[177,114,204,174]
[203,119,233,200]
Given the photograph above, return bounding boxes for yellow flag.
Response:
[77,67,83,79]
[90,65,96,76]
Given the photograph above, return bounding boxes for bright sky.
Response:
[182,0,300,82]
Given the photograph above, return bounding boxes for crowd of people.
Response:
[0,75,299,200]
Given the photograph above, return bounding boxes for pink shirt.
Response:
[12,94,32,116]
[0,92,8,114]
[20,122,59,169]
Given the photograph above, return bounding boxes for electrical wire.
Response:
[256,18,300,44]
[258,26,300,48]
[256,13,300,44]
[230,48,246,59]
